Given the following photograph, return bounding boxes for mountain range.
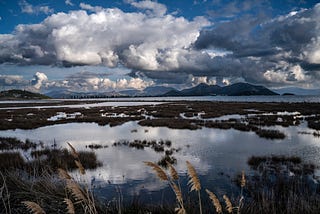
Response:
[45,83,278,98]
[273,87,320,96]
[164,82,278,96]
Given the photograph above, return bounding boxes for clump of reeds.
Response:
[206,189,222,214]
[21,143,98,214]
[186,160,202,214]
[144,161,186,213]
[145,160,246,214]
[58,143,97,214]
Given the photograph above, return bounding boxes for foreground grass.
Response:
[1,141,320,213]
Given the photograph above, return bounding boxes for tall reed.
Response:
[145,160,246,214]
[186,161,202,214]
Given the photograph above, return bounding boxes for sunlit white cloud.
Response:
[45,71,154,92]
[1,1,320,89]
[31,72,48,89]
[0,3,209,74]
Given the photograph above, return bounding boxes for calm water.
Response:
[1,95,320,108]
[1,120,320,203]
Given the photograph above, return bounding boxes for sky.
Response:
[1,0,320,93]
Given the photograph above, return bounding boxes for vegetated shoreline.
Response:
[0,101,320,212]
[0,101,319,140]
[0,138,320,213]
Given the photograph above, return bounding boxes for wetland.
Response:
[1,98,320,213]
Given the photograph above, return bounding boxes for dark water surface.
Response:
[1,118,319,203]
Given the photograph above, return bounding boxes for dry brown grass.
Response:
[206,189,222,214]
[22,201,46,214]
[66,180,87,203]
[60,143,97,214]
[167,161,179,180]
[223,195,233,213]
[186,161,201,192]
[57,168,72,180]
[67,142,79,159]
[144,160,245,214]
[64,198,75,214]
[144,161,168,181]
[75,160,85,175]
[172,182,183,205]
[241,171,246,188]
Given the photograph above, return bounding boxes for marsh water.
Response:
[1,113,320,204]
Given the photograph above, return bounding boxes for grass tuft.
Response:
[206,189,222,214]
[144,161,168,181]
[22,201,46,214]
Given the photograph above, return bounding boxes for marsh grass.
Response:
[254,129,286,139]
[0,152,25,170]
[0,137,38,151]
[243,155,320,214]
[1,149,320,213]
[145,160,245,214]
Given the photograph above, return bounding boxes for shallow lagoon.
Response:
[1,119,319,203]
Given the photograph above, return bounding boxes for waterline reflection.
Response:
[0,121,319,200]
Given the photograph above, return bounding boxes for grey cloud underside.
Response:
[194,4,320,87]
[1,2,320,88]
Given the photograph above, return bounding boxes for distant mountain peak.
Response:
[164,82,278,96]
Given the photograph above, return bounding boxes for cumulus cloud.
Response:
[46,71,154,92]
[0,75,27,86]
[0,3,209,73]
[31,72,48,89]
[19,0,54,15]
[1,1,320,88]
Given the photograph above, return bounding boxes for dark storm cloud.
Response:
[193,3,320,87]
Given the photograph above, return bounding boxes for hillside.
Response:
[164,82,278,96]
[0,89,51,100]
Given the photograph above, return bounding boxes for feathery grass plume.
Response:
[144,161,168,181]
[175,207,186,214]
[64,198,75,214]
[206,189,222,214]
[186,161,201,191]
[75,160,86,175]
[57,168,72,180]
[186,161,202,214]
[66,180,87,202]
[240,171,246,188]
[172,182,183,204]
[22,201,46,214]
[166,161,179,180]
[223,195,233,213]
[67,142,79,159]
